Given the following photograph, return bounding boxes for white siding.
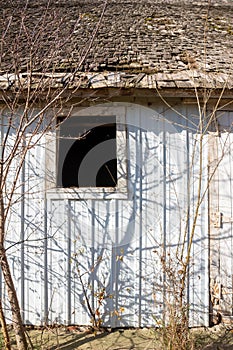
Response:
[209,111,233,320]
[3,101,210,327]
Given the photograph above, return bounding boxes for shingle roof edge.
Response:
[0,70,232,91]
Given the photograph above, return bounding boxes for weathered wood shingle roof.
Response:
[1,0,233,90]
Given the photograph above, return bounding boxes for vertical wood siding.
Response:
[3,101,210,327]
[209,111,233,322]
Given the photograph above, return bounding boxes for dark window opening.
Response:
[57,116,117,188]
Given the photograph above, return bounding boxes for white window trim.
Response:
[45,105,128,200]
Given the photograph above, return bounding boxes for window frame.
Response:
[46,106,128,200]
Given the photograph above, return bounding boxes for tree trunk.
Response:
[0,297,11,349]
[0,245,28,350]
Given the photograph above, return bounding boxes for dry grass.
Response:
[5,325,233,350]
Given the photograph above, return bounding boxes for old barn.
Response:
[0,0,233,328]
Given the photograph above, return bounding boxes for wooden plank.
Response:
[209,111,233,324]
